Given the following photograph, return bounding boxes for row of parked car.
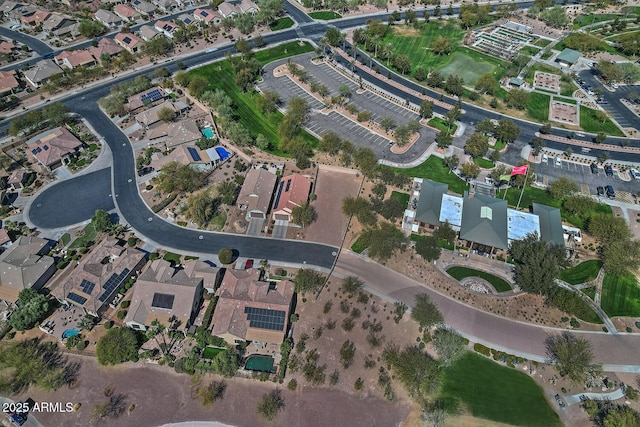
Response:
[597,185,616,199]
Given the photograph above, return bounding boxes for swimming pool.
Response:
[245,355,276,373]
[62,328,80,339]
[201,127,214,139]
[214,147,231,161]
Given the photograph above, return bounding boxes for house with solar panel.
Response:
[272,173,311,222]
[25,127,83,171]
[125,86,166,112]
[211,268,295,345]
[52,237,146,317]
[154,20,178,38]
[115,32,144,54]
[124,259,220,332]
[0,236,55,304]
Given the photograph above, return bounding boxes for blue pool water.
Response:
[62,328,80,339]
[215,147,231,161]
[201,127,214,138]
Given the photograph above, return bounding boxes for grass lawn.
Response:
[540,50,554,60]
[555,287,603,323]
[69,223,96,249]
[557,96,577,104]
[390,191,409,206]
[389,156,468,195]
[210,210,227,231]
[560,260,602,285]
[534,38,552,47]
[526,92,550,122]
[253,41,314,66]
[308,10,342,19]
[427,117,457,134]
[473,157,495,169]
[520,45,541,56]
[440,352,562,427]
[60,233,71,246]
[446,266,512,292]
[382,22,507,85]
[350,235,369,253]
[411,233,454,250]
[203,346,225,359]
[583,286,596,300]
[573,13,623,28]
[269,17,294,31]
[163,251,181,264]
[602,274,640,317]
[560,80,578,97]
[580,106,625,136]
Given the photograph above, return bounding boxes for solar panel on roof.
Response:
[31,149,38,155]
[123,36,132,44]
[244,307,286,331]
[67,292,87,305]
[202,10,208,16]
[80,279,96,295]
[151,292,175,309]
[187,147,201,161]
[43,144,49,150]
[285,179,291,192]
[98,268,130,303]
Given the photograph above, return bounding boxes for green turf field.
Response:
[308,11,342,20]
[526,92,550,122]
[437,53,495,86]
[441,352,562,427]
[269,17,294,31]
[446,266,511,292]
[473,157,495,169]
[602,274,640,317]
[580,106,625,136]
[388,156,468,195]
[390,191,409,206]
[560,260,602,285]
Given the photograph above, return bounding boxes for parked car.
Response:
[606,185,615,199]
[611,82,619,88]
[590,163,599,174]
[245,259,254,269]
[542,154,548,162]
[597,186,605,196]
[630,168,640,180]
[555,157,562,166]
[604,165,614,177]
[137,167,154,177]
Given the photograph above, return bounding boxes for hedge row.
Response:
[152,194,177,213]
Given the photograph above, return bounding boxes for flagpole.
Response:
[515,165,529,210]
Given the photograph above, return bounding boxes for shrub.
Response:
[127,237,138,247]
[121,300,130,309]
[569,318,580,328]
[104,320,113,329]
[77,340,87,351]
[117,310,127,320]
[151,193,177,213]
[474,343,491,357]
[218,248,233,264]
[56,259,71,270]
[287,378,297,390]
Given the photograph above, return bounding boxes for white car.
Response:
[10,24,20,30]
[611,83,619,89]
[542,154,548,162]
[630,168,640,180]
[556,157,562,166]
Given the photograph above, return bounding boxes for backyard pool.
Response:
[214,147,231,161]
[201,127,215,139]
[245,355,276,373]
[62,328,80,339]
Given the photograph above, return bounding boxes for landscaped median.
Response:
[446,266,512,293]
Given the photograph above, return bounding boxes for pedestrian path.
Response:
[562,387,625,406]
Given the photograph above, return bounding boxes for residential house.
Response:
[124,259,220,331]
[237,167,277,221]
[154,20,178,38]
[20,9,50,26]
[134,100,185,128]
[52,237,146,317]
[125,86,165,112]
[94,9,123,29]
[177,13,194,26]
[23,59,62,88]
[211,268,295,345]
[150,144,217,171]
[271,173,311,222]
[238,0,259,14]
[217,2,239,18]
[147,118,201,148]
[115,32,144,54]
[42,13,77,37]
[25,127,83,171]
[89,38,124,62]
[0,236,55,304]
[193,8,221,25]
[152,0,177,13]
[6,5,35,22]
[0,1,23,18]
[7,169,30,190]
[138,24,159,41]
[54,49,96,70]
[0,70,20,96]
[0,41,14,55]
[113,4,140,22]
[0,229,11,250]
[131,0,156,15]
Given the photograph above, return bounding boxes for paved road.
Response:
[0,27,52,56]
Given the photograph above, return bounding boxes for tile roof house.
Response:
[154,20,178,38]
[131,0,156,15]
[42,13,76,34]
[94,9,123,28]
[52,237,146,317]
[23,59,62,88]
[238,0,259,14]
[89,37,124,61]
[54,49,96,69]
[138,24,160,41]
[150,144,211,171]
[147,118,201,148]
[217,2,239,18]
[124,259,220,331]
[7,169,30,190]
[113,4,140,21]
[0,41,14,55]
[152,0,177,12]
[25,127,83,170]
[134,100,185,128]
[194,8,221,25]
[211,268,294,345]
[0,236,55,304]
[115,32,144,54]
[20,9,50,26]
[177,13,194,25]
[0,229,11,250]
[237,167,277,221]
[125,86,165,112]
[0,1,23,17]
[0,70,20,96]
[272,173,311,222]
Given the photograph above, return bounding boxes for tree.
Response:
[594,132,607,144]
[78,19,106,38]
[257,389,284,421]
[286,97,308,127]
[294,268,324,294]
[444,155,459,173]
[9,289,49,331]
[393,54,411,74]
[234,38,251,56]
[460,161,480,179]
[419,100,433,119]
[436,131,452,149]
[185,192,218,227]
[563,195,596,218]
[342,196,376,226]
[199,380,226,406]
[414,67,427,82]
[394,124,411,146]
[43,102,70,126]
[341,276,363,294]
[427,70,444,88]
[433,328,466,367]
[319,131,342,154]
[475,73,498,95]
[188,76,209,98]
[545,332,600,384]
[144,37,173,57]
[157,106,176,122]
[372,183,387,198]
[540,6,569,28]
[414,236,441,261]
[445,105,462,131]
[588,214,630,248]
[325,27,344,46]
[434,221,456,244]
[360,222,407,261]
[156,162,205,193]
[291,201,317,227]
[530,136,544,155]
[380,116,397,133]
[411,293,443,330]
[217,180,239,205]
[91,210,113,233]
[353,147,379,177]
[218,248,233,264]
[340,340,356,368]
[257,90,280,114]
[212,350,239,377]
[96,327,139,365]
[505,88,530,109]
[509,233,567,298]
[464,132,489,158]
[494,119,520,143]
[549,176,579,199]
[602,239,640,277]
[444,74,464,97]
[432,36,451,55]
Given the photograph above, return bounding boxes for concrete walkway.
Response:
[562,387,626,406]
[555,278,617,333]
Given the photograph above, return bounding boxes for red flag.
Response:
[510,165,528,176]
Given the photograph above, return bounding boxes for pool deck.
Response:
[41,305,83,341]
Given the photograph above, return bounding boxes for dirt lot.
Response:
[301,166,363,247]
